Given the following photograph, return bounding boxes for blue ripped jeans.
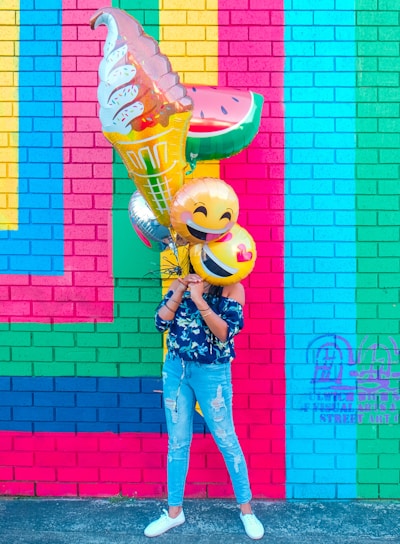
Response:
[162,353,252,506]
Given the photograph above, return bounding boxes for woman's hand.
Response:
[179,273,204,303]
[178,273,203,289]
[170,273,203,298]
[188,278,205,303]
[175,274,200,296]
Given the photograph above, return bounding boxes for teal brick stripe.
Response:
[285,1,357,499]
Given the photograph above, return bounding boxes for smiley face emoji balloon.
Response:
[189,223,257,286]
[169,177,239,245]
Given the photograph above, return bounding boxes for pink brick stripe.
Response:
[0,431,284,498]
[0,1,114,323]
[218,1,286,498]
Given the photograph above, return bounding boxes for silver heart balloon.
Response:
[128,191,172,252]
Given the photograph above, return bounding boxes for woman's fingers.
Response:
[183,274,203,283]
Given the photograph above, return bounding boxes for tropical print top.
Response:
[155,289,244,364]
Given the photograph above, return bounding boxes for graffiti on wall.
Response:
[298,334,400,424]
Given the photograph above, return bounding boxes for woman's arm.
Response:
[156,274,202,322]
[156,279,185,322]
[190,281,245,343]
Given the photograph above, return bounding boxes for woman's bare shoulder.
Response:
[222,282,245,306]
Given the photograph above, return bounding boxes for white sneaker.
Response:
[144,509,185,537]
[240,512,265,540]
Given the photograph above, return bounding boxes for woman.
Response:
[144,271,264,540]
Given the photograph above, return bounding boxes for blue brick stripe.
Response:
[0,377,207,434]
[284,2,357,499]
[0,2,64,275]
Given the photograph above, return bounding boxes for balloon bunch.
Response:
[170,177,256,286]
[90,7,262,285]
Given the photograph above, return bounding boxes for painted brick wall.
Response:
[0,0,399,501]
[284,0,400,500]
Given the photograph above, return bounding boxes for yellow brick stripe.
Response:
[159,0,219,181]
[159,0,220,297]
[0,0,19,230]
[159,3,219,414]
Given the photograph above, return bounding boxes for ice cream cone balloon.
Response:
[105,111,191,226]
[90,7,193,226]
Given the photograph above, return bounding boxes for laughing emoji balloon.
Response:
[189,223,257,286]
[169,177,239,245]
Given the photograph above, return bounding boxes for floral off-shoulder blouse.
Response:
[155,290,244,365]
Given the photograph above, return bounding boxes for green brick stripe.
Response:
[356,3,400,499]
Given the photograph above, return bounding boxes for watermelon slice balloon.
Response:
[184,85,264,170]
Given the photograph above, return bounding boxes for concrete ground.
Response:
[0,498,399,544]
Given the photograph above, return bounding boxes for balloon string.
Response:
[145,249,189,279]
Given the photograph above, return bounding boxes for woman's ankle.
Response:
[240,502,253,515]
[168,506,182,518]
